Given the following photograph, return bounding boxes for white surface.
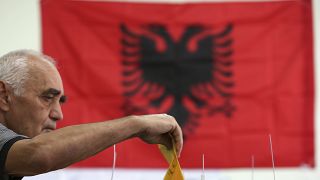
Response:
[0,0,319,179]
[21,167,319,180]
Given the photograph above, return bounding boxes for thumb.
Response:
[159,133,173,150]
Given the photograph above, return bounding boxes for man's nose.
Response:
[49,102,64,121]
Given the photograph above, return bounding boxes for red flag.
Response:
[41,0,314,168]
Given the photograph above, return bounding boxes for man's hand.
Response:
[134,114,183,157]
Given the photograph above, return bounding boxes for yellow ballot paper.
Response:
[159,144,184,180]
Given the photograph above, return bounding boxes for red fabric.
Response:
[41,0,314,168]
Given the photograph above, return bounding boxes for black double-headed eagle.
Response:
[121,23,234,135]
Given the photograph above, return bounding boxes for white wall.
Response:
[0,0,319,179]
[0,0,40,54]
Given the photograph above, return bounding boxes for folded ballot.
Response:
[159,144,184,180]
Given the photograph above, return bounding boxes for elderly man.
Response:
[0,50,183,180]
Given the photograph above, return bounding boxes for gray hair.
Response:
[0,49,56,96]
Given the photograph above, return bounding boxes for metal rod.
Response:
[269,134,276,180]
[111,144,117,180]
[251,155,255,180]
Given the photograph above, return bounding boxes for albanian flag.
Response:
[41,0,314,168]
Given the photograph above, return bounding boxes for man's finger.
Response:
[171,124,183,157]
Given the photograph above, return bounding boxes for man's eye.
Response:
[42,96,54,101]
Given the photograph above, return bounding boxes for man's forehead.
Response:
[27,57,64,94]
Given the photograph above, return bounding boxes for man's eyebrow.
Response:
[42,88,67,104]
[42,88,61,96]
[60,95,67,104]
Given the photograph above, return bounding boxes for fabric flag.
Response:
[41,0,314,168]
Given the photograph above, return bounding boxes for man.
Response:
[0,50,183,180]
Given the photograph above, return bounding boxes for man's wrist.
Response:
[125,115,146,138]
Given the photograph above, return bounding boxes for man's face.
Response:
[5,58,66,137]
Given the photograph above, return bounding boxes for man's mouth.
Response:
[42,127,55,133]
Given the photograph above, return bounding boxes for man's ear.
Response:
[0,81,10,111]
